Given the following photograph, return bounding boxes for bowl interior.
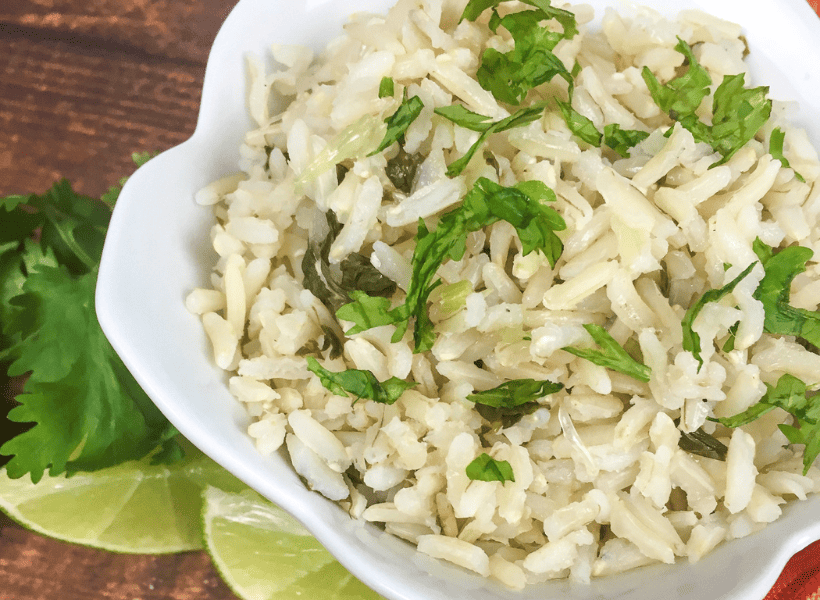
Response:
[95,1,820,599]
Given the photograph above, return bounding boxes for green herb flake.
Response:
[555,102,649,157]
[465,452,515,483]
[435,103,547,177]
[641,37,711,121]
[461,0,577,105]
[678,427,728,461]
[306,357,416,405]
[336,177,565,353]
[681,261,756,369]
[468,379,562,431]
[302,211,397,315]
[369,95,424,156]
[467,379,563,408]
[642,39,772,166]
[717,373,820,474]
[378,76,395,99]
[752,239,820,348]
[563,324,651,382]
[770,127,806,183]
[555,100,601,147]
[335,291,399,336]
[603,124,650,158]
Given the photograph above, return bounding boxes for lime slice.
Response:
[202,486,382,600]
[0,442,245,554]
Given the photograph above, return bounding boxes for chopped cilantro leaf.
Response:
[770,127,805,183]
[336,177,566,352]
[556,100,601,146]
[369,95,424,156]
[306,357,416,404]
[704,73,771,166]
[641,37,711,120]
[753,239,820,348]
[642,39,772,166]
[460,0,577,105]
[302,211,397,315]
[681,261,756,369]
[678,427,728,461]
[465,453,515,483]
[435,103,546,176]
[467,378,563,408]
[378,76,395,99]
[603,124,650,158]
[717,373,819,475]
[335,291,398,336]
[563,324,651,382]
[555,101,649,157]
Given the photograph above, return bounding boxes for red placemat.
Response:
[765,540,820,600]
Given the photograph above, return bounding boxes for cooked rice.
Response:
[189,0,820,588]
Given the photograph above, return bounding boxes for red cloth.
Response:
[765,540,820,600]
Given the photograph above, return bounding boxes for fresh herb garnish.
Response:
[465,452,515,483]
[435,102,547,176]
[385,146,423,194]
[301,210,397,315]
[369,95,424,156]
[641,38,711,122]
[468,379,562,430]
[378,76,395,99]
[336,177,566,352]
[563,324,651,382]
[681,262,756,369]
[467,378,563,408]
[643,38,771,166]
[1,159,182,483]
[305,357,416,405]
[716,374,819,474]
[770,127,805,182]
[555,101,649,157]
[753,239,820,348]
[678,427,728,461]
[336,291,397,336]
[603,124,650,158]
[460,0,577,105]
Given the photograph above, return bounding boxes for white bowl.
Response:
[96,0,820,598]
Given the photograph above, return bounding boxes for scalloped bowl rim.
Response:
[96,1,820,599]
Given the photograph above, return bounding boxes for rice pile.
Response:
[187,0,820,587]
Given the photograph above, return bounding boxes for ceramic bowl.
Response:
[96,0,820,598]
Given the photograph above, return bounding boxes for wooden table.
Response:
[1,1,819,599]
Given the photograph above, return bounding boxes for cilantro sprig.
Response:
[1,154,182,483]
[336,177,566,352]
[306,357,416,405]
[460,0,577,105]
[563,324,651,382]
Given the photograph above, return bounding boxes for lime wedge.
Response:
[201,486,382,600]
[0,443,245,554]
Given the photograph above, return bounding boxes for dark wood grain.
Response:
[0,2,240,598]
